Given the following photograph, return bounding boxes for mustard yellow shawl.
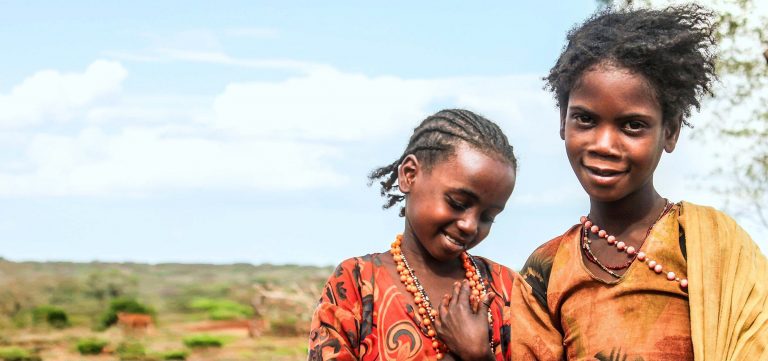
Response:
[681,201,768,360]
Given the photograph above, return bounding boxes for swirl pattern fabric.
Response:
[308,253,515,361]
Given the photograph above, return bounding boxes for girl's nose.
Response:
[456,215,479,238]
[589,126,621,157]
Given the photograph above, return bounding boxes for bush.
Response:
[76,338,108,355]
[98,297,155,330]
[182,335,224,349]
[116,341,146,360]
[0,347,41,361]
[31,305,70,329]
[188,298,252,321]
[160,350,188,360]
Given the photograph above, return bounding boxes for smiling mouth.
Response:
[444,233,467,249]
[585,165,626,177]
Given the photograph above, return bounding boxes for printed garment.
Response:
[517,203,694,361]
[308,253,515,361]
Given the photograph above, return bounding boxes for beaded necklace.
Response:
[390,234,494,360]
[580,201,688,289]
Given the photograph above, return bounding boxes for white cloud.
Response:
[212,69,550,141]
[0,127,345,197]
[85,95,213,125]
[0,58,739,204]
[0,61,127,129]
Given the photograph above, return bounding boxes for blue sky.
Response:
[1,1,765,267]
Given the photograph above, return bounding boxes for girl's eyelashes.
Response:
[446,195,469,211]
[571,112,594,126]
[445,194,498,223]
[623,119,648,133]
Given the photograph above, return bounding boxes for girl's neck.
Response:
[587,184,667,234]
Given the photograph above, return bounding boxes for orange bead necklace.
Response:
[390,234,493,360]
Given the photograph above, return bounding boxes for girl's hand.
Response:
[435,280,496,361]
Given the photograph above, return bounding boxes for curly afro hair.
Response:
[545,4,717,127]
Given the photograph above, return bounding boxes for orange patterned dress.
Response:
[514,203,693,360]
[308,253,516,361]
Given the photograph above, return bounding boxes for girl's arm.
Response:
[307,261,363,361]
[435,280,496,361]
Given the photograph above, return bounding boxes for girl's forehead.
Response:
[571,66,659,106]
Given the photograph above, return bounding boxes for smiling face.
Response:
[397,142,516,262]
[561,64,680,203]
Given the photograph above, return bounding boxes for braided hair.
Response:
[369,109,517,216]
[545,4,717,127]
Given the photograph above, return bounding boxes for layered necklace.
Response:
[580,201,688,289]
[390,234,493,360]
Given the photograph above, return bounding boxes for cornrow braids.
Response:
[368,109,517,216]
[545,4,717,127]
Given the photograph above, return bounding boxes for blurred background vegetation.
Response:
[0,258,330,360]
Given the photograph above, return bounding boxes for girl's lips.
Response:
[584,165,627,185]
[443,233,467,251]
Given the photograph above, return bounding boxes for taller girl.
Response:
[515,5,768,360]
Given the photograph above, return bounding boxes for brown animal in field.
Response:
[116,312,153,331]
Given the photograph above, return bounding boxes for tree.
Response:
[598,0,768,227]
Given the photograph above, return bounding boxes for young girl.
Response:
[512,5,768,360]
[308,109,519,360]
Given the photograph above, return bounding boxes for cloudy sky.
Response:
[1,1,765,267]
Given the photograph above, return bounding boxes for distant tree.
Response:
[97,297,154,330]
[31,305,70,329]
[597,0,768,227]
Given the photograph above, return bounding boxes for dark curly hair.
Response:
[545,4,717,126]
[369,109,517,216]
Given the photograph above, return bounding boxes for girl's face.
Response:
[561,65,680,203]
[398,142,516,261]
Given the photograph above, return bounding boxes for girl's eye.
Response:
[446,196,468,211]
[572,113,593,125]
[624,120,647,132]
[480,215,496,224]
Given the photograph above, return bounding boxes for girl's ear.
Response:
[664,116,683,153]
[397,154,420,193]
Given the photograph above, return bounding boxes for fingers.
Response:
[457,279,471,307]
[478,291,496,314]
[436,293,451,332]
[449,281,462,308]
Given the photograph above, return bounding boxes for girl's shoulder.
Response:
[522,225,580,273]
[320,253,389,306]
[678,201,751,237]
[329,253,388,279]
[519,225,581,309]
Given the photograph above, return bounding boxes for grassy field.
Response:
[3,323,307,361]
[0,258,331,361]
